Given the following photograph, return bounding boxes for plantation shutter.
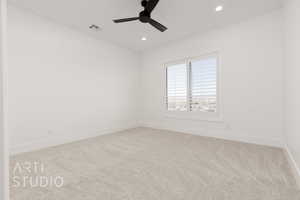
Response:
[166,63,187,111]
[190,57,217,112]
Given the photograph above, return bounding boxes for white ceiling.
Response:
[9,0,283,52]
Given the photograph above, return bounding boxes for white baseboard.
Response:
[139,122,284,148]
[284,146,300,188]
[10,123,139,155]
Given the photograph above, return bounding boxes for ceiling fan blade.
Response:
[113,17,139,23]
[145,0,159,13]
[149,18,167,32]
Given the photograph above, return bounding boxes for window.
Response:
[166,54,218,115]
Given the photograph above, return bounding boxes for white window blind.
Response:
[166,55,218,113]
[166,63,187,111]
[190,57,217,112]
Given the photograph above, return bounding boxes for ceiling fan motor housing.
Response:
[139,11,150,23]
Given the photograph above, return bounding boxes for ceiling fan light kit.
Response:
[113,0,167,32]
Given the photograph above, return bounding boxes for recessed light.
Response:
[141,37,147,41]
[215,5,223,12]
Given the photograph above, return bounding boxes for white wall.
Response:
[284,0,300,176]
[8,6,140,154]
[0,0,4,196]
[140,11,285,147]
[0,0,9,199]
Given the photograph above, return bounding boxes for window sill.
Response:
[164,112,224,123]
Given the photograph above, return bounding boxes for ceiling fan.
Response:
[113,0,167,32]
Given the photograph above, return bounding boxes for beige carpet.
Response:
[10,128,300,200]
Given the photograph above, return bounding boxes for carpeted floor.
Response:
[10,128,300,200]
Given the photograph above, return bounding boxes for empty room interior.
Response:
[1,0,300,199]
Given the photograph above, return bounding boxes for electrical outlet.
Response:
[47,130,54,135]
[225,124,231,130]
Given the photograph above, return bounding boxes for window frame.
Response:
[164,52,222,122]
